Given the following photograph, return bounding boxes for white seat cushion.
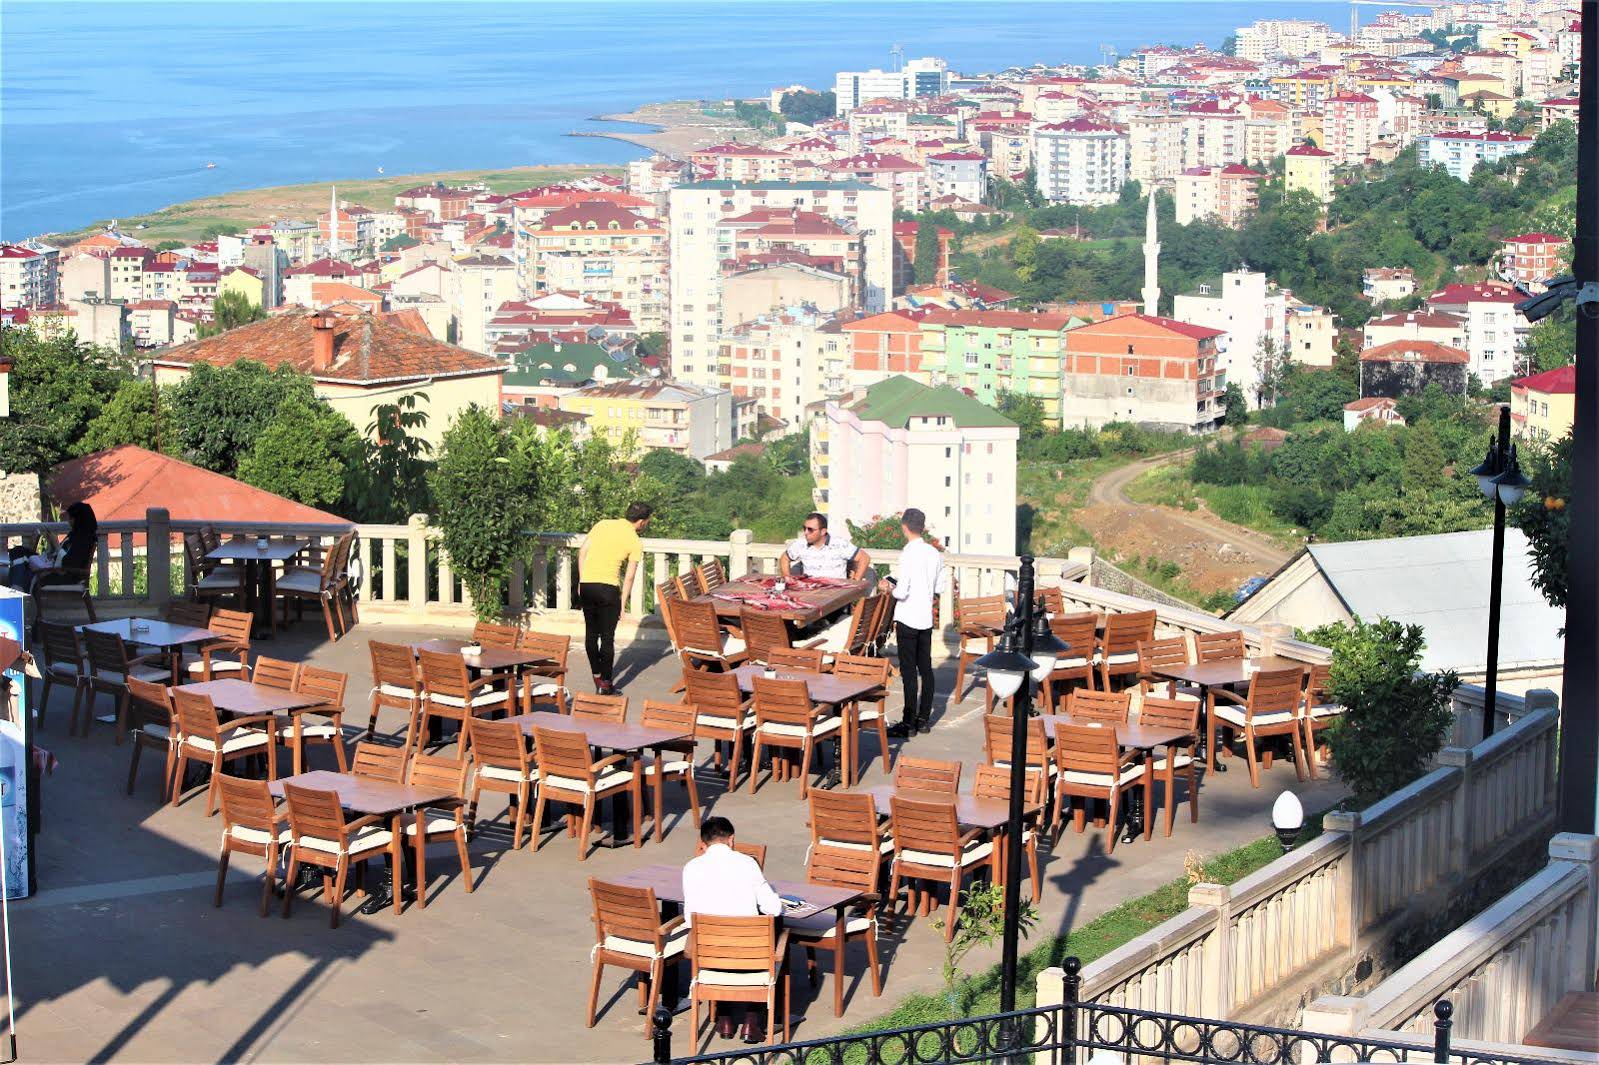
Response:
[543,768,633,794]
[757,716,842,739]
[787,912,875,939]
[696,713,755,731]
[183,655,245,677]
[99,666,172,685]
[685,636,747,659]
[644,758,695,776]
[275,570,326,594]
[136,722,172,741]
[526,681,563,698]
[427,689,508,709]
[824,837,895,855]
[404,816,464,836]
[196,572,241,591]
[374,683,419,700]
[601,924,690,960]
[297,723,342,740]
[297,827,394,857]
[228,824,292,846]
[1214,706,1298,728]
[477,764,536,783]
[1306,703,1345,719]
[696,969,774,988]
[47,661,84,679]
[1059,765,1146,787]
[899,838,994,869]
[1102,652,1140,666]
[183,730,272,755]
[1050,657,1092,671]
[856,706,882,721]
[1152,753,1194,771]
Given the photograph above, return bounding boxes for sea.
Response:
[1,0,1351,241]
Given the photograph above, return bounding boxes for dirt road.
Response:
[1076,451,1297,596]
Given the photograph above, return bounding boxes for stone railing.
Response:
[1303,833,1598,1053]
[1035,705,1562,1025]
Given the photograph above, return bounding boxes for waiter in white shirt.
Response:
[881,508,944,737]
[682,816,783,1043]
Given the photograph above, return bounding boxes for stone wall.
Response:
[1089,558,1199,611]
[0,474,40,525]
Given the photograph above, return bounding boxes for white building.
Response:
[1172,269,1287,408]
[450,253,520,354]
[926,151,988,205]
[813,375,1019,555]
[1425,281,1529,383]
[1032,120,1130,206]
[833,57,949,113]
[1417,130,1534,181]
[0,244,59,308]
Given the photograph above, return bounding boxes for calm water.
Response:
[0,1,1348,239]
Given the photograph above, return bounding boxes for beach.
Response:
[579,100,766,156]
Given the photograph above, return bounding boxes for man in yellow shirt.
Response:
[577,502,652,694]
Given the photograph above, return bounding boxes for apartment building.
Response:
[1510,365,1575,443]
[1362,267,1417,304]
[1500,232,1570,291]
[839,309,929,388]
[558,379,733,460]
[813,375,1019,554]
[1286,303,1338,368]
[1363,310,1469,352]
[58,253,112,302]
[1061,314,1226,432]
[109,247,152,301]
[1171,269,1283,408]
[926,151,987,204]
[0,244,58,308]
[833,57,949,113]
[821,153,926,213]
[687,144,810,183]
[715,308,841,430]
[1424,281,1528,382]
[917,309,1073,422]
[1032,120,1130,206]
[451,253,520,354]
[1173,165,1262,228]
[394,183,477,222]
[1284,144,1335,204]
[1128,113,1186,187]
[1324,92,1381,166]
[1178,103,1246,170]
[1417,130,1533,181]
[515,201,668,332]
[667,180,893,388]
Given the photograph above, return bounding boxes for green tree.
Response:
[935,881,1036,1016]
[1221,383,1249,427]
[913,222,942,284]
[777,90,835,125]
[166,360,318,477]
[996,392,1047,441]
[236,395,362,510]
[196,289,266,338]
[1526,310,1576,373]
[0,327,130,479]
[345,391,434,522]
[1511,433,1572,610]
[639,448,705,499]
[764,430,809,476]
[1400,419,1448,496]
[77,378,168,456]
[431,407,537,618]
[636,331,669,358]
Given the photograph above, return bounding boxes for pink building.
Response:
[1325,93,1380,167]
[1500,232,1570,291]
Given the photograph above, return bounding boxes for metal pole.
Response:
[1432,1000,1453,1064]
[1483,405,1510,739]
[999,556,1035,1014]
[651,1006,672,1065]
[1559,0,1599,834]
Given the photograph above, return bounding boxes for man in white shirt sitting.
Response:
[781,512,871,581]
[682,817,783,1043]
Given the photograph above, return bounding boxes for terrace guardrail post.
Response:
[1436,747,1473,883]
[1064,955,1081,1065]
[145,507,171,608]
[406,514,429,616]
[650,1006,672,1065]
[1188,882,1233,1017]
[1432,999,1452,1063]
[729,528,751,577]
[1324,809,1363,954]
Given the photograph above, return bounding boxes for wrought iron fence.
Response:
[647,957,1570,1065]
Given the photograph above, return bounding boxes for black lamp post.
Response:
[973,556,1067,1017]
[1466,405,1530,739]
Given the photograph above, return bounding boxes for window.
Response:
[1127,345,1134,354]
[945,447,952,459]
[945,506,952,517]
[1126,366,1136,376]
[944,476,951,487]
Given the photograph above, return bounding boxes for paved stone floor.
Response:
[14,617,1345,1063]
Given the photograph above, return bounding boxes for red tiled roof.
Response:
[1287,145,1333,157]
[922,308,1074,331]
[0,245,39,259]
[1369,312,1463,329]
[1504,232,1567,244]
[48,446,349,525]
[1345,397,1399,412]
[1514,365,1576,394]
[1358,339,1470,364]
[1427,282,1522,305]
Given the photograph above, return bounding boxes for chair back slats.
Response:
[1054,723,1125,778]
[207,608,254,646]
[1049,613,1099,662]
[1068,689,1131,725]
[889,797,960,855]
[163,601,211,628]
[700,559,727,591]
[734,841,767,869]
[1195,630,1247,663]
[217,774,279,836]
[1138,636,1191,674]
[1305,663,1332,705]
[674,600,725,655]
[868,592,897,651]
[831,653,890,686]
[973,763,1047,805]
[39,621,84,670]
[837,595,875,656]
[982,714,1050,774]
[683,669,746,717]
[1038,586,1065,618]
[84,629,133,675]
[571,692,628,724]
[417,649,472,699]
[894,756,961,794]
[297,665,347,708]
[739,610,791,662]
[473,620,521,648]
[408,751,469,796]
[808,842,878,892]
[282,782,349,843]
[767,647,825,672]
[679,568,707,600]
[1103,610,1158,655]
[466,718,531,772]
[369,641,420,691]
[656,582,684,648]
[518,630,570,668]
[252,656,299,692]
[1249,666,1307,718]
[958,595,1006,632]
[752,676,814,728]
[640,700,696,735]
[125,677,174,734]
[1139,696,1199,732]
[172,688,223,742]
[590,878,665,945]
[690,915,776,975]
[808,790,880,851]
[532,725,597,782]
[351,741,408,782]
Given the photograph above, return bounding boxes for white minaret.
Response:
[328,185,339,260]
[1141,190,1160,316]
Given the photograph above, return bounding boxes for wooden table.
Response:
[733,665,883,788]
[181,678,329,775]
[270,770,457,915]
[1148,656,1306,770]
[1041,715,1197,842]
[861,784,1037,831]
[413,639,555,713]
[697,574,872,624]
[80,618,217,696]
[1523,992,1599,1054]
[206,537,310,638]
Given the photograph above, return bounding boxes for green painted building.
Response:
[916,309,1076,424]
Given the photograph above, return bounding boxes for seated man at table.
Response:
[780,513,870,582]
[683,816,783,1043]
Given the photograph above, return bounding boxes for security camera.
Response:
[1516,277,1599,323]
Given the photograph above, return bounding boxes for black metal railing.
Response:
[646,957,1569,1065]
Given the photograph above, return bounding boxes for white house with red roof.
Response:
[1500,232,1570,291]
[1511,364,1576,443]
[0,244,58,309]
[1424,281,1528,382]
[925,151,987,204]
[1032,119,1129,205]
[1418,130,1533,181]
[1343,396,1406,432]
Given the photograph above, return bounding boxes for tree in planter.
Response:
[430,407,537,619]
[933,881,1037,1019]
[1302,616,1459,806]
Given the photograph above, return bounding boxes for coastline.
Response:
[570,99,770,157]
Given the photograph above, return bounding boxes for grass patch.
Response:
[1125,463,1198,510]
[1017,455,1129,556]
[1125,466,1302,550]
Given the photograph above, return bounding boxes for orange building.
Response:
[1062,313,1225,431]
[840,309,930,386]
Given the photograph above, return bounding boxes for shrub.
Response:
[430,407,537,619]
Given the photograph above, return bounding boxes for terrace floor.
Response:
[14,616,1345,1064]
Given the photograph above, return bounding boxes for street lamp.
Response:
[1272,790,1304,851]
[974,556,1068,1020]
[1466,405,1531,739]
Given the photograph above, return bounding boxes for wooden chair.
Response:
[1195,630,1247,663]
[1067,689,1131,726]
[124,677,178,800]
[252,656,299,692]
[973,764,1047,902]
[215,774,290,917]
[832,654,891,785]
[184,531,242,608]
[734,841,768,869]
[281,781,403,927]
[809,789,891,858]
[737,609,797,665]
[276,530,353,640]
[697,558,727,592]
[36,621,88,734]
[767,646,825,672]
[656,581,687,694]
[889,797,994,940]
[586,879,690,1034]
[472,620,521,648]
[674,599,747,673]
[170,688,277,815]
[1139,696,1200,837]
[1041,612,1098,711]
[517,630,571,713]
[1209,666,1309,787]
[954,594,1006,701]
[639,700,700,843]
[814,595,879,664]
[366,640,422,745]
[530,725,641,860]
[1051,723,1147,854]
[406,752,474,905]
[1301,664,1344,778]
[464,718,539,849]
[748,676,840,798]
[351,740,409,783]
[1098,610,1156,691]
[982,714,1052,795]
[179,607,252,682]
[416,648,510,750]
[162,600,211,629]
[683,669,754,786]
[571,692,629,724]
[688,915,790,1046]
[83,629,173,742]
[1138,636,1199,705]
[295,665,351,773]
[894,756,961,795]
[677,567,707,600]
[793,837,884,1017]
[1038,586,1066,617]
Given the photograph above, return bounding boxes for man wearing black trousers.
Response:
[577,501,652,694]
[881,508,944,737]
